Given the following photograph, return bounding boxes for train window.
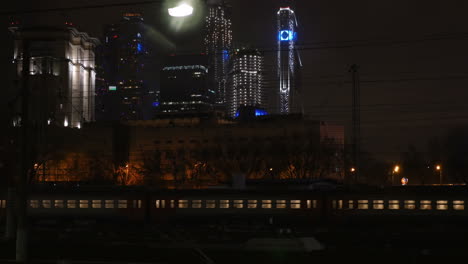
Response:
[276,200,286,209]
[206,200,216,208]
[373,200,384,210]
[234,200,244,209]
[404,200,416,210]
[161,200,166,208]
[453,200,465,210]
[388,200,399,210]
[132,200,142,208]
[332,200,337,209]
[92,200,102,209]
[348,200,354,209]
[155,200,160,208]
[420,200,432,210]
[170,200,174,208]
[262,200,272,209]
[67,200,77,209]
[54,200,64,208]
[436,200,448,210]
[178,200,188,209]
[307,200,311,209]
[30,200,39,209]
[337,200,343,209]
[80,200,89,209]
[192,200,202,208]
[220,200,230,209]
[248,200,257,209]
[290,200,301,209]
[118,200,127,209]
[105,200,114,209]
[42,200,51,209]
[357,200,368,210]
[0,200,4,208]
[313,200,318,209]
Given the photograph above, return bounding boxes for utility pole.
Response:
[16,40,30,263]
[349,64,360,184]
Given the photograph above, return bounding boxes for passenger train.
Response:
[0,186,467,224]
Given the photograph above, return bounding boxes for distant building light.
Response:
[152,102,160,107]
[109,86,117,91]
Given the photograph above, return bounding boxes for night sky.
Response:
[2,0,468,162]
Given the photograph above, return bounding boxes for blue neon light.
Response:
[279,30,296,41]
[255,109,268,116]
[152,102,160,107]
[137,43,143,53]
[222,49,229,61]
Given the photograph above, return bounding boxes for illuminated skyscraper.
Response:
[227,48,265,118]
[204,0,233,107]
[277,4,302,114]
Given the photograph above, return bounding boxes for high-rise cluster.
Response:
[277,5,302,114]
[227,48,265,117]
[98,13,153,120]
[204,0,233,106]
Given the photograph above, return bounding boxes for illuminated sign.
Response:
[109,86,117,91]
[279,30,296,41]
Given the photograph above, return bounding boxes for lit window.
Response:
[105,200,114,209]
[388,200,399,210]
[92,200,102,209]
[233,200,244,209]
[54,200,64,208]
[79,200,89,209]
[373,200,384,210]
[67,200,76,209]
[155,200,160,208]
[220,200,229,209]
[348,200,354,209]
[290,200,301,209]
[453,200,464,210]
[420,200,432,210]
[248,200,257,208]
[206,200,216,208]
[312,200,318,209]
[262,200,272,209]
[30,200,39,209]
[178,200,188,209]
[357,200,368,210]
[118,200,127,209]
[42,200,51,208]
[170,200,174,208]
[192,200,202,208]
[404,200,416,210]
[276,200,286,209]
[436,200,448,210]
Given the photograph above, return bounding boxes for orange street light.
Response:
[350,167,356,173]
[436,165,442,184]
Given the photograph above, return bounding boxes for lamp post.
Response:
[436,165,442,185]
[391,165,400,186]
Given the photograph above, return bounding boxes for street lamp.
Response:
[168,2,194,17]
[391,165,400,186]
[436,165,442,185]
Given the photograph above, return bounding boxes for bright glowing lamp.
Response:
[168,3,194,17]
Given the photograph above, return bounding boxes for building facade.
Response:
[9,24,99,128]
[227,48,265,118]
[97,13,153,121]
[204,0,233,107]
[159,54,213,114]
[277,5,302,114]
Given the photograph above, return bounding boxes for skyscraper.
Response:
[98,13,153,121]
[227,47,265,118]
[159,54,213,114]
[204,0,233,107]
[9,23,99,128]
[277,4,302,114]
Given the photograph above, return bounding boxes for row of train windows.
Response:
[26,200,141,209]
[332,200,465,210]
[155,199,318,209]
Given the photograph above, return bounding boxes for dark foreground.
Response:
[1,217,468,263]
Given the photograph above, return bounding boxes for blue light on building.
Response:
[152,101,160,107]
[222,49,229,61]
[255,109,268,116]
[137,43,143,53]
[279,30,296,41]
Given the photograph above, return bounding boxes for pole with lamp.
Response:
[436,165,442,185]
[391,165,399,186]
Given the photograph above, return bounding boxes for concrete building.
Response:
[9,23,99,128]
